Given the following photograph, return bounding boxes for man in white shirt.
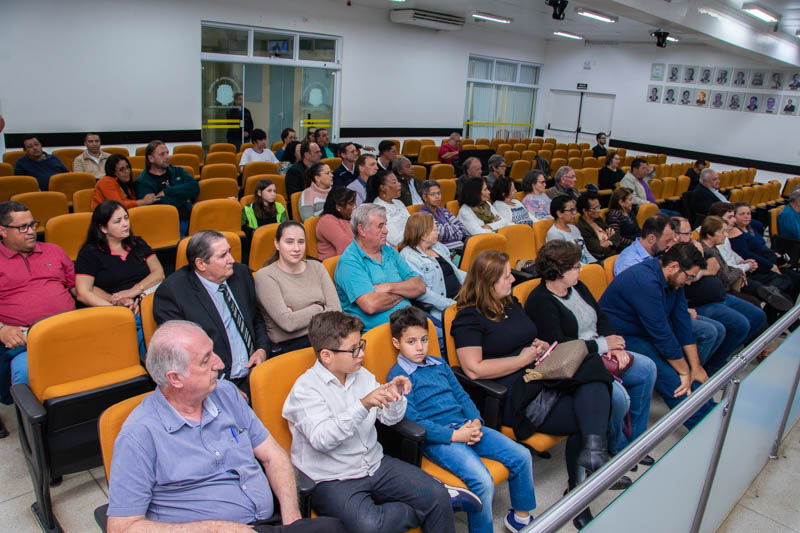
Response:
[282,311,479,533]
[239,129,278,171]
[73,133,110,179]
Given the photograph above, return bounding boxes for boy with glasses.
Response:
[283,311,480,533]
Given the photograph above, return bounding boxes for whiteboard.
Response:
[547,90,581,132]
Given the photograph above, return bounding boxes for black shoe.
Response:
[0,417,8,439]
[758,285,793,312]
[572,507,594,530]
[609,475,632,490]
[639,454,656,466]
[577,435,609,474]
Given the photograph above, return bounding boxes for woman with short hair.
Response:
[316,186,357,260]
[546,195,597,265]
[598,150,624,190]
[366,169,409,247]
[420,180,466,254]
[576,191,621,261]
[299,162,333,221]
[520,170,551,221]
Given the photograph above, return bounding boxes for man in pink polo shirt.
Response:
[0,201,76,412]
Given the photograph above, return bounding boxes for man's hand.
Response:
[688,308,698,320]
[111,288,141,305]
[674,372,693,397]
[388,375,412,396]
[690,365,709,385]
[745,259,758,271]
[373,283,393,293]
[245,349,267,368]
[361,382,403,409]
[605,335,626,351]
[772,264,782,275]
[0,325,27,349]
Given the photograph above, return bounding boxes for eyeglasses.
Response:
[326,338,367,358]
[679,268,697,282]
[116,165,131,172]
[563,208,577,213]
[2,221,40,233]
[588,206,602,212]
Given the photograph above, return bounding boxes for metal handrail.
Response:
[524,305,800,533]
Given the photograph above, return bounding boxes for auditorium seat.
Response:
[169,154,201,178]
[461,233,506,270]
[10,191,68,234]
[248,223,279,271]
[3,150,26,167]
[244,174,281,197]
[0,175,38,201]
[209,142,236,153]
[509,160,531,181]
[429,164,455,180]
[402,139,421,158]
[196,177,239,202]
[205,151,237,166]
[304,216,320,259]
[49,172,95,208]
[44,212,92,260]
[243,161,280,180]
[175,230,242,270]
[438,179,456,204]
[103,147,129,157]
[417,145,440,164]
[0,161,14,176]
[499,224,536,265]
[173,144,204,162]
[128,204,180,250]
[200,162,238,181]
[52,148,84,171]
[188,198,244,236]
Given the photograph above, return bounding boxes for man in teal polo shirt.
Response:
[334,203,425,330]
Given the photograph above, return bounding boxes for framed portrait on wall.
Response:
[744,93,761,112]
[698,67,713,85]
[709,90,727,109]
[667,64,682,83]
[788,72,800,91]
[762,95,779,114]
[768,71,784,90]
[646,85,662,103]
[650,63,665,81]
[694,89,709,107]
[749,71,766,88]
[683,65,699,84]
[780,95,798,115]
[714,67,731,86]
[678,88,694,105]
[732,69,748,88]
[727,92,744,111]
[663,86,678,104]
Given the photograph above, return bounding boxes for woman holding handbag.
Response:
[524,240,657,466]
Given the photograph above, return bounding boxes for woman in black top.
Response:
[451,249,612,528]
[605,186,641,248]
[75,200,165,354]
[598,150,624,190]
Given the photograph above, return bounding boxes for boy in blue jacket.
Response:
[387,307,536,533]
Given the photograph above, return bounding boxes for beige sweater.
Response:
[254,259,341,343]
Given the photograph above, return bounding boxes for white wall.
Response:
[537,40,798,167]
[0,0,545,136]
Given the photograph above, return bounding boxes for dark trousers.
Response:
[312,456,455,533]
[251,516,346,533]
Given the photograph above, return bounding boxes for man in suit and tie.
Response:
[154,230,269,394]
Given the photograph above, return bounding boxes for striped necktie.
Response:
[218,283,255,356]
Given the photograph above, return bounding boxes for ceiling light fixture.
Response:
[666,36,680,42]
[741,2,780,23]
[553,31,583,40]
[576,9,617,23]
[472,12,512,24]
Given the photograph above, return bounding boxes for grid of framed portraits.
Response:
[648,63,800,115]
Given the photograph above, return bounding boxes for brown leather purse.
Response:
[523,340,589,382]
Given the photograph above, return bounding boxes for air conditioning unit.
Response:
[390,9,466,31]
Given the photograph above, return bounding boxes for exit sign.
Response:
[577,83,588,90]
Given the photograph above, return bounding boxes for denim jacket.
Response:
[400,242,466,319]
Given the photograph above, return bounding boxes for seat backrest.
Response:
[603,254,619,285]
[412,165,427,181]
[504,151,520,164]
[509,160,531,181]
[550,158,566,176]
[419,139,435,147]
[402,139,421,157]
[72,188,94,213]
[188,198,243,235]
[271,141,284,152]
[10,191,68,231]
[3,150,26,167]
[770,205,785,236]
[578,264,607,301]
[196,177,239,202]
[304,216,320,259]
[169,154,200,176]
[173,145,204,162]
[250,347,317,451]
[176,230,243,270]
[662,177,677,198]
[461,233,507,270]
[496,144,511,156]
[49,172,96,205]
[537,149,552,163]
[52,148,84,171]
[0,175,39,201]
[0,161,13,176]
[417,145,440,164]
[27,307,142,401]
[205,152,237,166]
[568,157,582,170]
[429,164,455,180]
[209,142,236,154]
[583,156,598,169]
[99,392,152,480]
[249,223,280,271]
[498,224,536,266]
[321,157,342,171]
[128,204,180,249]
[407,204,424,215]
[44,213,92,260]
[291,191,302,222]
[511,278,541,306]
[648,179,663,201]
[676,175,690,196]
[532,219,554,250]
[636,202,660,228]
[567,149,581,159]
[200,163,238,181]
[129,155,146,169]
[446,199,460,215]
[363,319,442,378]
[245,173,283,197]
[438,179,457,204]
[323,255,339,282]
[243,161,280,180]
[140,292,158,349]
[553,149,567,160]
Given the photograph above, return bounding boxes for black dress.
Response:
[75,237,153,295]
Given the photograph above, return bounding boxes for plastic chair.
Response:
[128,204,180,249]
[0,161,13,176]
[578,264,607,301]
[10,191,68,233]
[44,213,92,260]
[504,151,520,165]
[323,255,339,282]
[437,179,457,204]
[72,188,94,213]
[3,150,26,167]
[648,179,663,202]
[173,145,204,162]
[304,216,320,259]
[417,145,440,164]
[496,144,512,156]
[10,307,151,532]
[205,152,237,166]
[188,198,244,236]
[402,139,421,158]
[103,147,130,157]
[461,233,507,270]
[532,219,554,250]
[429,164,455,180]
[48,172,95,207]
[243,161,280,181]
[140,293,158,349]
[175,230,243,270]
[636,202,660,228]
[512,278,541,305]
[248,223,280,271]
[498,224,537,266]
[134,146,147,156]
[603,255,619,285]
[446,200,460,216]
[291,191,302,222]
[129,155,146,169]
[209,142,236,153]
[413,165,427,181]
[169,154,200,178]
[0,175,39,201]
[52,148,84,171]
[322,157,342,170]
[196,178,239,202]
[200,163,238,181]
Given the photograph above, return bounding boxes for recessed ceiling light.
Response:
[553,31,583,40]
[576,9,617,23]
[666,36,680,42]
[388,0,406,3]
[698,7,723,19]
[472,12,512,24]
[741,2,780,23]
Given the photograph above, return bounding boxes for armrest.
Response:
[377,417,426,466]
[511,269,535,283]
[294,466,315,518]
[450,366,506,430]
[10,383,46,424]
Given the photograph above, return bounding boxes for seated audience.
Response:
[73,133,110,179]
[455,156,484,201]
[485,155,507,188]
[274,127,297,160]
[592,132,608,158]
[242,178,288,238]
[334,203,425,330]
[690,168,728,222]
[75,200,165,354]
[620,158,656,206]
[576,191,622,261]
[491,176,534,226]
[546,166,580,202]
[438,132,461,166]
[238,128,278,172]
[367,169,410,248]
[391,156,424,206]
[348,154,378,205]
[0,201,75,399]
[377,140,398,171]
[283,311,476,533]
[451,249,613,529]
[154,230,269,393]
[777,188,800,241]
[255,221,340,356]
[14,134,68,190]
[299,163,333,221]
[605,187,640,248]
[135,140,199,235]
[732,202,767,246]
[315,130,373,161]
[387,306,536,533]
[399,213,465,323]
[527,241,656,460]
[598,151,624,190]
[685,160,708,191]
[458,177,508,236]
[286,141,322,201]
[278,140,301,176]
[333,142,358,187]
[521,170,552,221]
[106,320,344,533]
[420,180,467,254]
[316,186,357,260]
[546,195,597,265]
[599,243,717,429]
[614,213,676,276]
[92,154,156,209]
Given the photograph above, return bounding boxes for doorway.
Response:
[545,89,616,144]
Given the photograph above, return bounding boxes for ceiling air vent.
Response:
[390,9,466,31]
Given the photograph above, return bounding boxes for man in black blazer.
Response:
[154,230,269,392]
[690,168,728,224]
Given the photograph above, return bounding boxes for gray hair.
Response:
[145,320,201,387]
[420,179,441,197]
[391,156,411,173]
[186,230,225,270]
[554,166,574,184]
[699,168,716,184]
[789,185,800,203]
[463,156,481,171]
[350,203,386,235]
[487,154,505,171]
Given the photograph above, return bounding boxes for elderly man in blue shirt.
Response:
[600,243,717,429]
[106,320,345,533]
[335,203,426,330]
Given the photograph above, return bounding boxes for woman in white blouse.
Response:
[457,177,508,236]
[366,169,409,247]
[491,176,534,226]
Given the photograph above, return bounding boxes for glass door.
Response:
[201,60,245,149]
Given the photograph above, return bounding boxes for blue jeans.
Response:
[135,314,146,356]
[695,295,766,375]
[609,353,657,452]
[693,316,724,365]
[424,426,536,533]
[608,380,630,453]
